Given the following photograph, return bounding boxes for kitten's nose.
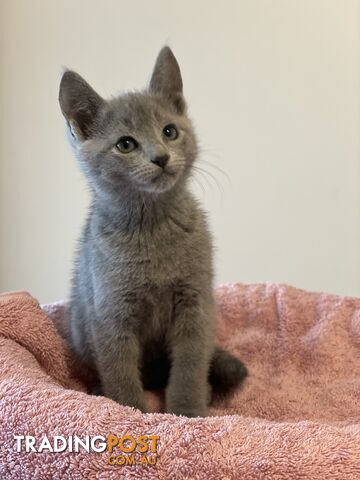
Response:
[151,154,169,169]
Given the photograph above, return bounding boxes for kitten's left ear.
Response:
[149,46,186,114]
[59,70,105,141]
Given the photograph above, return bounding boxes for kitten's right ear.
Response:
[59,70,104,140]
[149,47,185,113]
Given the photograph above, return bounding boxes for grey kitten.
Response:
[59,47,247,417]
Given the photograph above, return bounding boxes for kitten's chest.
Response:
[97,219,195,283]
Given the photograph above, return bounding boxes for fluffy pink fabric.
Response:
[1,283,360,479]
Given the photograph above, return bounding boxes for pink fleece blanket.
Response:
[1,283,360,479]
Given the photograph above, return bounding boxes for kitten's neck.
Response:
[92,181,193,232]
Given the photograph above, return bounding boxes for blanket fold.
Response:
[0,283,360,479]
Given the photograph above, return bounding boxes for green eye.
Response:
[162,124,178,140]
[115,136,138,153]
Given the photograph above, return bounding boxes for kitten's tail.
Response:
[209,347,248,394]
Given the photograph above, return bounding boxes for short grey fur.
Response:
[59,47,247,417]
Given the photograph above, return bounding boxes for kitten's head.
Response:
[59,47,197,196]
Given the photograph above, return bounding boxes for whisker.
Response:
[190,173,206,195]
[197,146,232,186]
[192,167,214,192]
[193,165,225,199]
[197,159,231,184]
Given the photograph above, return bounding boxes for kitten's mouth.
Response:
[146,168,179,192]
[151,169,176,182]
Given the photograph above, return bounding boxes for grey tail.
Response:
[141,347,247,395]
[209,347,248,394]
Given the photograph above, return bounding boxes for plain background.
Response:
[0,0,359,303]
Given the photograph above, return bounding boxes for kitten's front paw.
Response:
[120,398,148,413]
[167,404,208,418]
[107,392,148,413]
[90,384,103,396]
[129,400,148,414]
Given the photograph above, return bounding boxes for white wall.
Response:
[0,0,359,303]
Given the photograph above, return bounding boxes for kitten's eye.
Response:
[115,136,138,153]
[162,124,178,140]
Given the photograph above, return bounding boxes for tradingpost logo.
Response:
[14,434,160,466]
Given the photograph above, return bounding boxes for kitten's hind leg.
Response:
[209,347,247,395]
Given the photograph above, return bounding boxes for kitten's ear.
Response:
[149,47,185,113]
[59,70,105,140]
